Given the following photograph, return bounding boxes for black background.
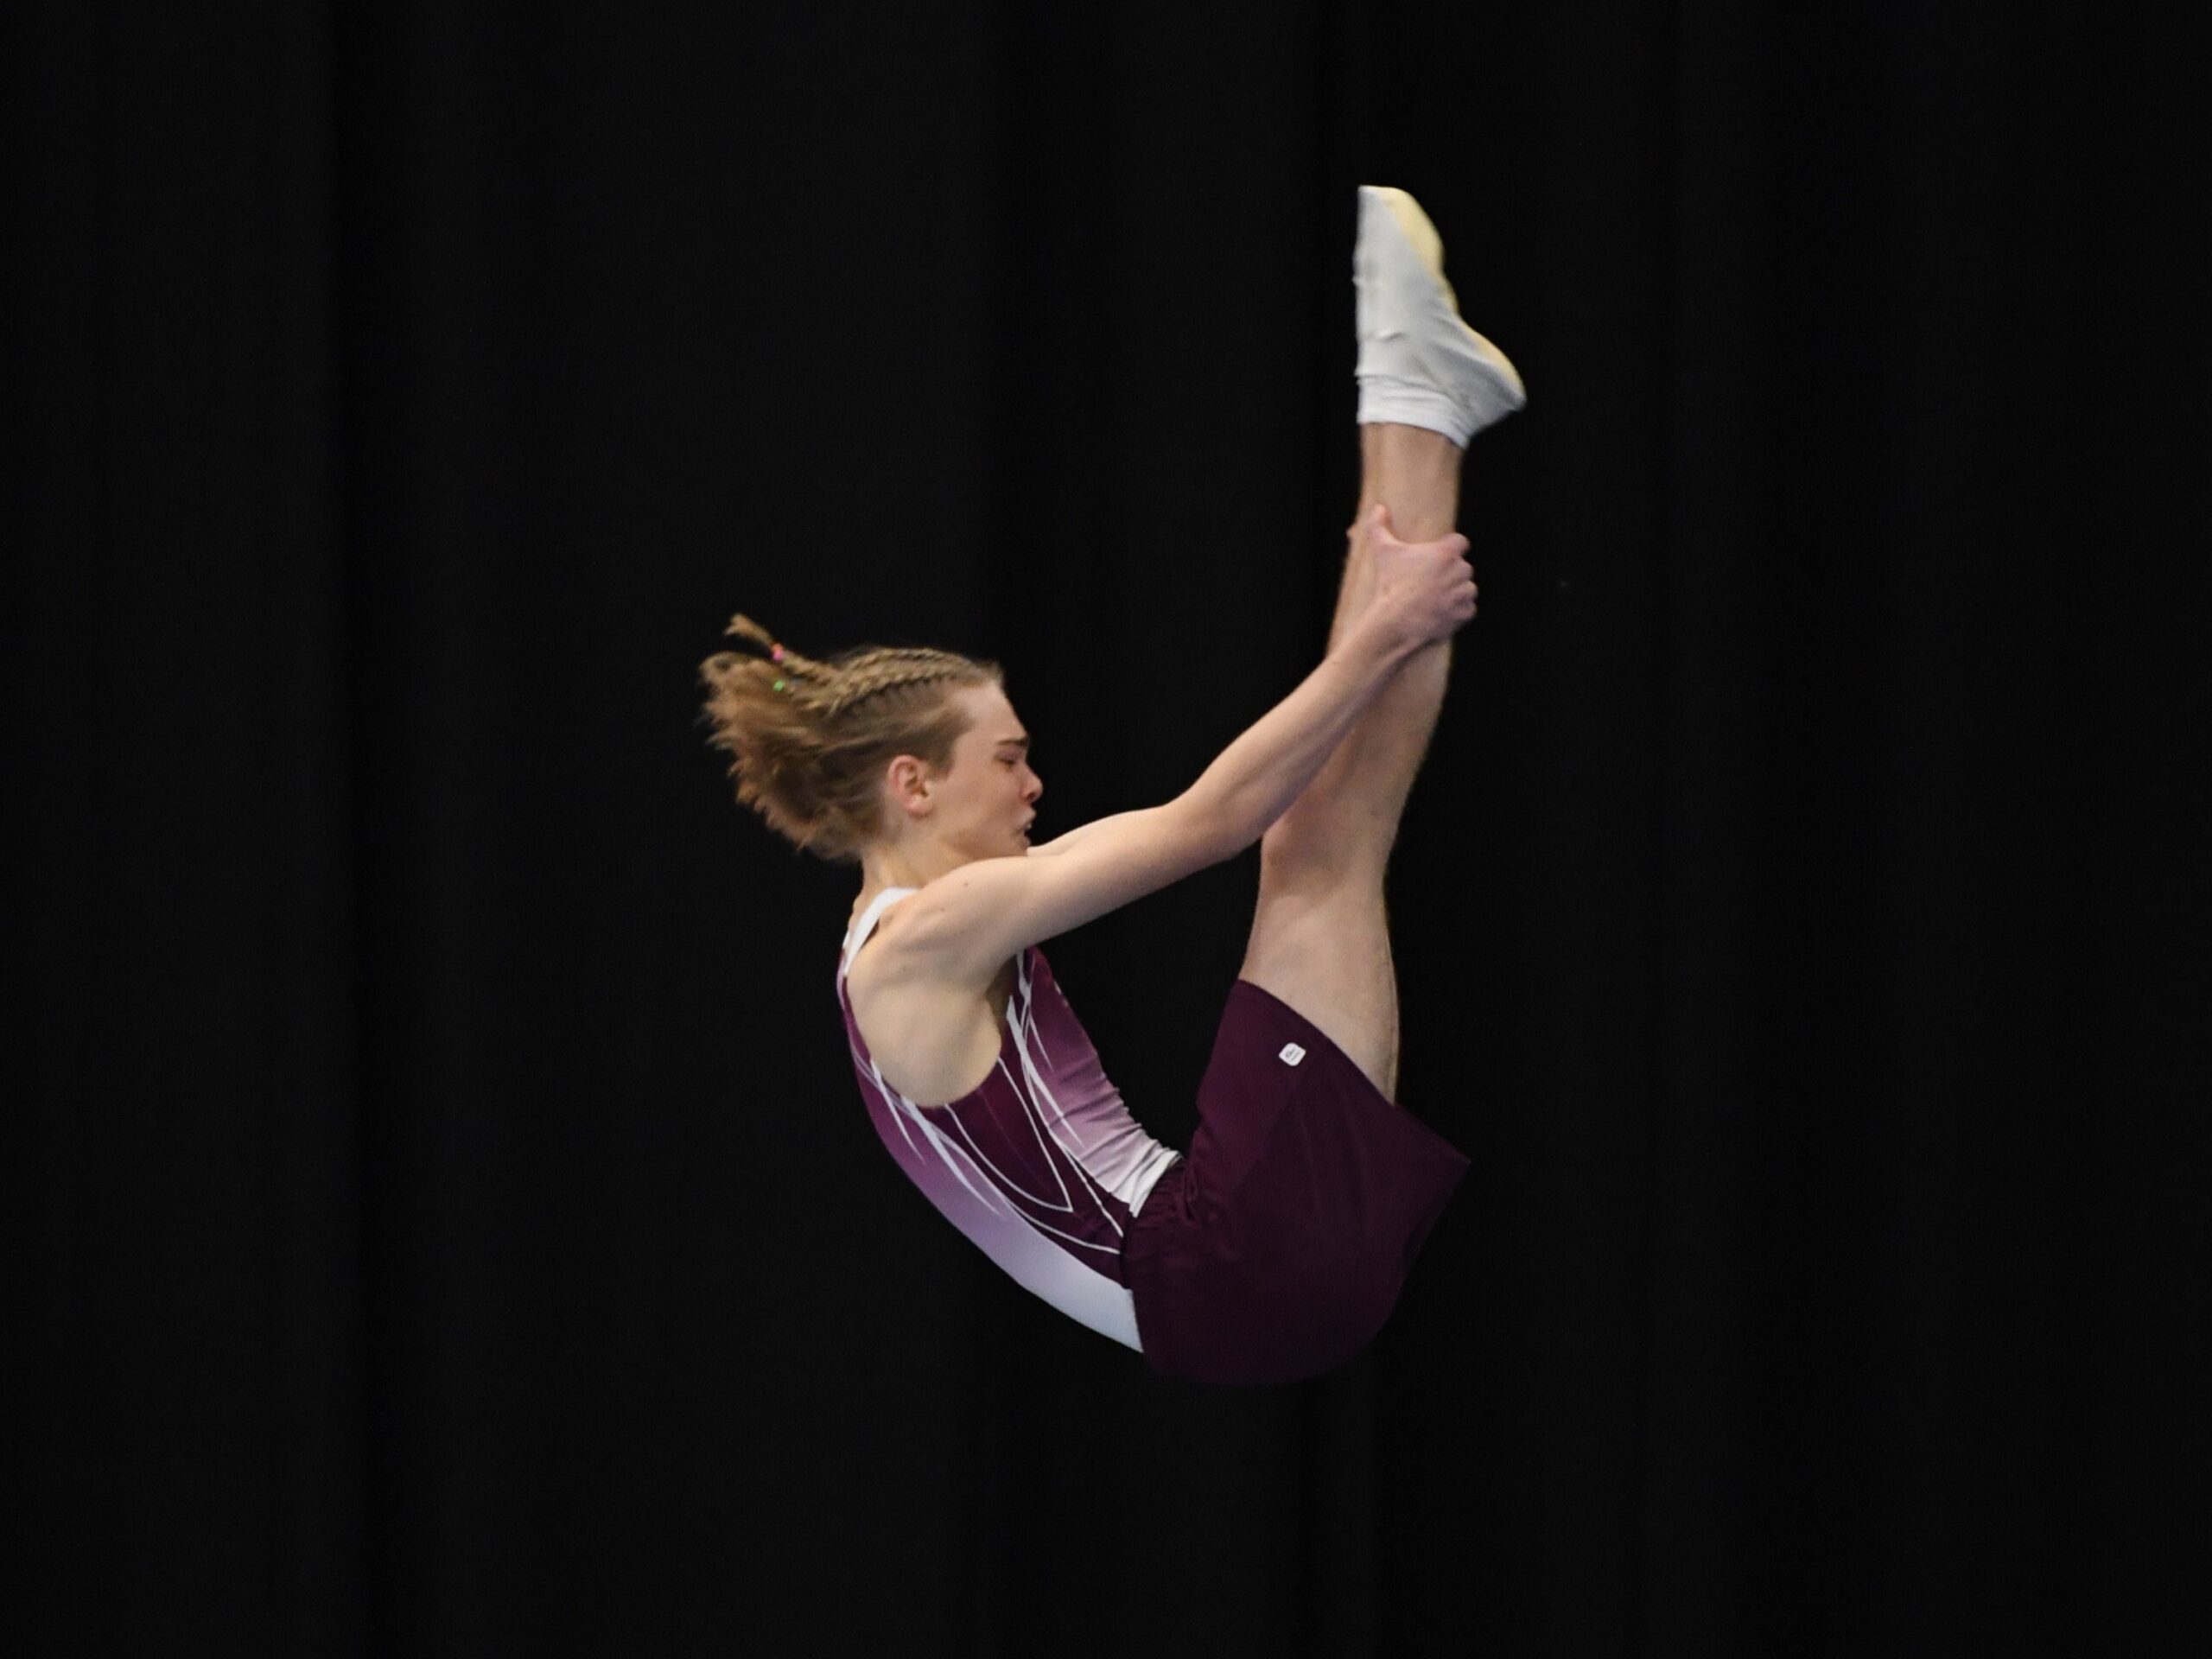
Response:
[12,2,2208,1654]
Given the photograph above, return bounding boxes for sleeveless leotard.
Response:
[836,887,1182,1350]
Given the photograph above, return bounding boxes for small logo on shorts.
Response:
[1278,1043,1306,1066]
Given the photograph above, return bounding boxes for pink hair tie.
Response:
[770,645,785,663]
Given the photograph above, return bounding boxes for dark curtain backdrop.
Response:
[13,1,2207,1654]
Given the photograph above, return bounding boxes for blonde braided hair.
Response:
[698,613,1005,864]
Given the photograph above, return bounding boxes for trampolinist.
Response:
[700,187,1525,1385]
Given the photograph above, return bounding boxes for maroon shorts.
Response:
[1122,978,1471,1386]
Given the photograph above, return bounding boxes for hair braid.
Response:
[824,650,977,718]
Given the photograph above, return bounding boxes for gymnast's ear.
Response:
[881,753,938,818]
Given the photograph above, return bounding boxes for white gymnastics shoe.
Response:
[1355,184,1527,446]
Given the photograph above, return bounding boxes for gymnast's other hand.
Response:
[1352,502,1478,655]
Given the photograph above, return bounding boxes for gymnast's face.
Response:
[899,682,1042,862]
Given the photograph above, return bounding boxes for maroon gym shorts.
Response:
[1122,978,1471,1385]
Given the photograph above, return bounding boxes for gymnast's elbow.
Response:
[1165,788,1259,870]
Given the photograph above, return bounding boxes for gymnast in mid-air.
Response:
[701,187,1524,1385]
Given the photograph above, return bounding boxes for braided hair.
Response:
[698,613,1006,864]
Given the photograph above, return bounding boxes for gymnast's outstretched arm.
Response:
[889,514,1476,988]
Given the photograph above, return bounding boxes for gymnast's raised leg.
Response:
[1238,187,1525,1098]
